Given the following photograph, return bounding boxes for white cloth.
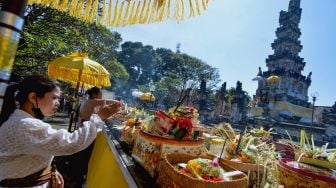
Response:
[0,109,105,183]
[0,182,48,188]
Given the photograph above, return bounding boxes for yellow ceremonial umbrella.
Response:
[48,52,111,88]
[266,75,280,84]
[140,92,155,101]
[48,52,111,131]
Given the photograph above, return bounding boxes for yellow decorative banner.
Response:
[274,101,312,118]
[86,132,128,188]
[27,0,212,27]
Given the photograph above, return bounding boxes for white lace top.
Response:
[0,109,104,182]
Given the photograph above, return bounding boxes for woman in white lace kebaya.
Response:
[0,75,121,188]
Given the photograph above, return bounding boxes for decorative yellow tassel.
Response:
[202,0,207,10]
[29,0,42,5]
[69,0,79,17]
[50,0,60,9]
[157,0,164,21]
[28,0,213,27]
[40,0,47,4]
[60,0,69,11]
[188,0,195,18]
[195,0,201,15]
[149,0,158,23]
[107,0,114,25]
[121,0,132,26]
[174,0,179,21]
[128,1,136,24]
[158,0,166,21]
[115,0,125,26]
[84,0,94,22]
[41,0,49,6]
[41,0,51,6]
[163,0,170,20]
[181,0,185,20]
[110,0,119,26]
[143,0,152,23]
[158,0,164,8]
[131,1,141,24]
[100,0,107,23]
[166,0,171,19]
[75,0,85,19]
[45,0,54,4]
[90,0,99,23]
[138,0,147,24]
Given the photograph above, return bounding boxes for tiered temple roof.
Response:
[255,0,311,108]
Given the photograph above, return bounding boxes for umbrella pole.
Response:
[75,81,81,97]
[80,82,84,95]
[74,82,84,130]
[68,110,75,132]
[68,71,82,132]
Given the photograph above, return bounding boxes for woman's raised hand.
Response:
[97,101,122,121]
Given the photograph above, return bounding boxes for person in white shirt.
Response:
[65,86,120,186]
[0,75,121,188]
[79,87,119,122]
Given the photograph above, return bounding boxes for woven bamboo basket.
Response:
[277,158,336,188]
[156,153,248,188]
[218,158,265,188]
[132,130,207,177]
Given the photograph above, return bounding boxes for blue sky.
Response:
[113,0,336,106]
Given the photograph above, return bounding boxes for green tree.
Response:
[118,42,156,86]
[107,60,130,92]
[155,52,220,90]
[154,76,183,109]
[12,5,125,90]
[117,41,221,107]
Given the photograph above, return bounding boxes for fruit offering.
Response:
[178,158,226,182]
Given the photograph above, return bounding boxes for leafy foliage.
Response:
[117,41,221,109]
[12,5,127,91]
[155,77,183,109]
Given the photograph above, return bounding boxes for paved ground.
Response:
[44,112,70,130]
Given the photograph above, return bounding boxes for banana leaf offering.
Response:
[295,130,336,170]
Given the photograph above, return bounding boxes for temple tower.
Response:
[255,0,311,107]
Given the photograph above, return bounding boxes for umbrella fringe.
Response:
[27,0,212,26]
[48,67,111,87]
[47,53,111,87]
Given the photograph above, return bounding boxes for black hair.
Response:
[0,75,60,125]
[86,86,101,99]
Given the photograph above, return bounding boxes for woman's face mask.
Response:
[32,100,45,120]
